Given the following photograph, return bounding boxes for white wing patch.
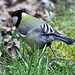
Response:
[41,24,55,34]
[44,24,47,32]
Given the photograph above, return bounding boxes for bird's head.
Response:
[12,10,28,28]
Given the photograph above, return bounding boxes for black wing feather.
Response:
[41,24,63,35]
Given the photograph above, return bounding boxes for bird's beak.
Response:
[12,26,16,31]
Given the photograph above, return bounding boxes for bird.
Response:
[11,9,75,59]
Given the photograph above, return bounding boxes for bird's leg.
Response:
[49,45,63,59]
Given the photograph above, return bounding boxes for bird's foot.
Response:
[55,56,63,60]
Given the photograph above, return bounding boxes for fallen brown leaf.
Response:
[0,25,11,34]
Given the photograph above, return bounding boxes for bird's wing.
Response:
[41,24,63,35]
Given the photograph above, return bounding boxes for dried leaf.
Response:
[0,25,11,34]
[27,0,38,4]
[6,45,17,59]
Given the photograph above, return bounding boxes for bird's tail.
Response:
[53,35,75,45]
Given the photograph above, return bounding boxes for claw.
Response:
[55,56,63,60]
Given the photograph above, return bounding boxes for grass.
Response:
[50,13,75,61]
[0,42,75,75]
[0,2,75,75]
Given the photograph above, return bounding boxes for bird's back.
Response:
[18,14,45,35]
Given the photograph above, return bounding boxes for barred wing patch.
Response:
[41,24,55,34]
[41,24,63,35]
